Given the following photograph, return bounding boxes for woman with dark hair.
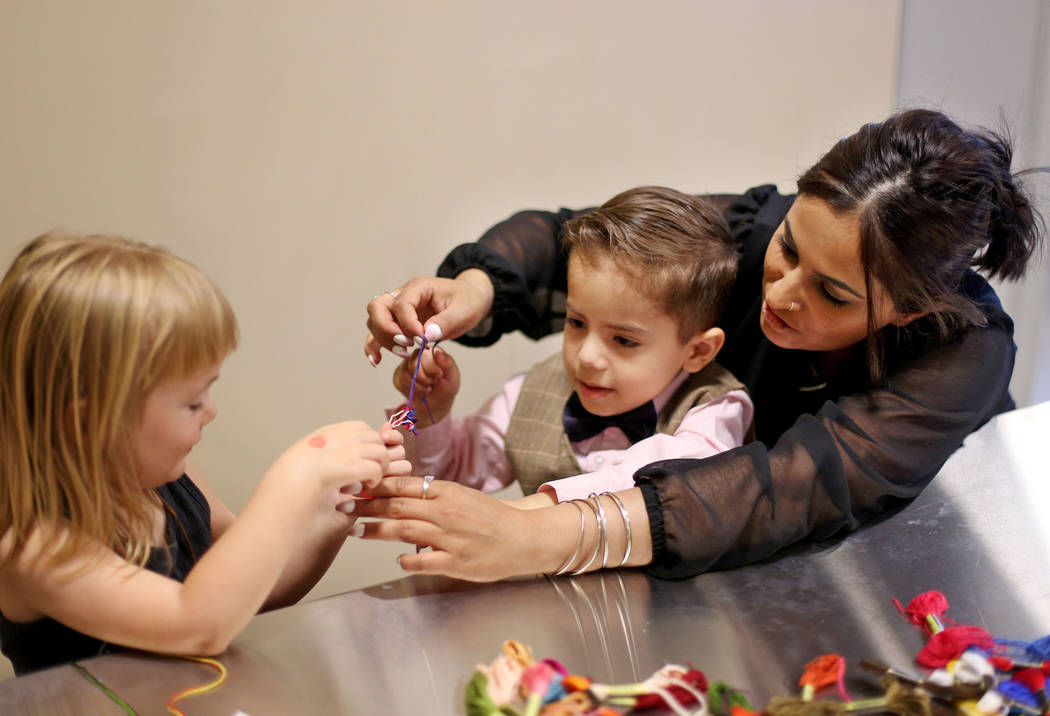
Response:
[352,109,1045,582]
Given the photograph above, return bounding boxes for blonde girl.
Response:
[0,232,403,674]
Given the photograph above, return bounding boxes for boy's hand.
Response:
[379,422,413,477]
[392,346,460,427]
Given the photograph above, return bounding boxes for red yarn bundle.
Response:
[895,591,950,635]
[631,668,707,709]
[916,625,996,668]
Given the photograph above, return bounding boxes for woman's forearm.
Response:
[353,478,653,581]
[453,268,495,319]
[543,488,653,574]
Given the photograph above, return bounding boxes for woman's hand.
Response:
[350,477,578,582]
[392,346,461,427]
[365,269,494,366]
[502,491,558,510]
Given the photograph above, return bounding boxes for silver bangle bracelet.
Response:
[602,491,632,568]
[588,493,610,569]
[572,498,602,575]
[551,500,586,576]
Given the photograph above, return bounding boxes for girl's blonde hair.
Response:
[0,231,238,570]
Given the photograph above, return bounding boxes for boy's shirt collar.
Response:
[563,371,689,444]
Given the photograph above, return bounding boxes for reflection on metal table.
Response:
[2,401,1048,715]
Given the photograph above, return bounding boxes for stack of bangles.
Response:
[548,492,632,576]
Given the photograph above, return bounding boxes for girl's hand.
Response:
[349,477,577,582]
[364,269,494,366]
[391,346,460,427]
[333,422,411,519]
[271,421,391,512]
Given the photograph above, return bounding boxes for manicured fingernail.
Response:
[350,523,365,537]
[338,501,356,513]
[412,335,423,347]
[393,334,411,347]
[392,347,411,358]
[367,354,377,367]
[424,323,442,341]
[347,481,363,495]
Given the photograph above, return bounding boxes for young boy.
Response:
[390,186,753,504]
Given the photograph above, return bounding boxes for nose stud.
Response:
[788,301,800,312]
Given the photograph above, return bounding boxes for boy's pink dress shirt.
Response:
[402,370,753,502]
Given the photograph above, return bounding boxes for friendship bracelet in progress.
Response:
[387,336,439,433]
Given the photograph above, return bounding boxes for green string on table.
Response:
[72,662,140,715]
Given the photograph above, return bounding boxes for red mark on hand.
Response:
[308,435,326,448]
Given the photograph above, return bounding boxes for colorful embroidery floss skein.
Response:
[799,654,851,702]
[1010,669,1049,714]
[766,677,932,716]
[995,636,1050,668]
[858,659,985,702]
[521,662,559,716]
[894,591,950,636]
[467,640,711,716]
[917,626,997,669]
[894,590,996,669]
[587,664,708,716]
[707,681,755,716]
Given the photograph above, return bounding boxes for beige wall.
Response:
[0,0,901,678]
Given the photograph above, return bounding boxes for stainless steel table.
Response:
[3,401,1049,715]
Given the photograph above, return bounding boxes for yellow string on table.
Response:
[166,656,228,716]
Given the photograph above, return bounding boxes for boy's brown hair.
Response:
[562,186,738,341]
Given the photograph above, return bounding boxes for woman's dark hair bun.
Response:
[796,108,1046,383]
[977,131,1042,281]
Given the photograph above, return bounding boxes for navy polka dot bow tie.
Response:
[562,393,658,444]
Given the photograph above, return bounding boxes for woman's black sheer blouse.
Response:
[438,185,1017,579]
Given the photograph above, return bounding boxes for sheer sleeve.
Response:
[437,207,585,345]
[434,194,746,347]
[636,313,1016,579]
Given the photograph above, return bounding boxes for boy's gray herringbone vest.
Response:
[505,354,751,495]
